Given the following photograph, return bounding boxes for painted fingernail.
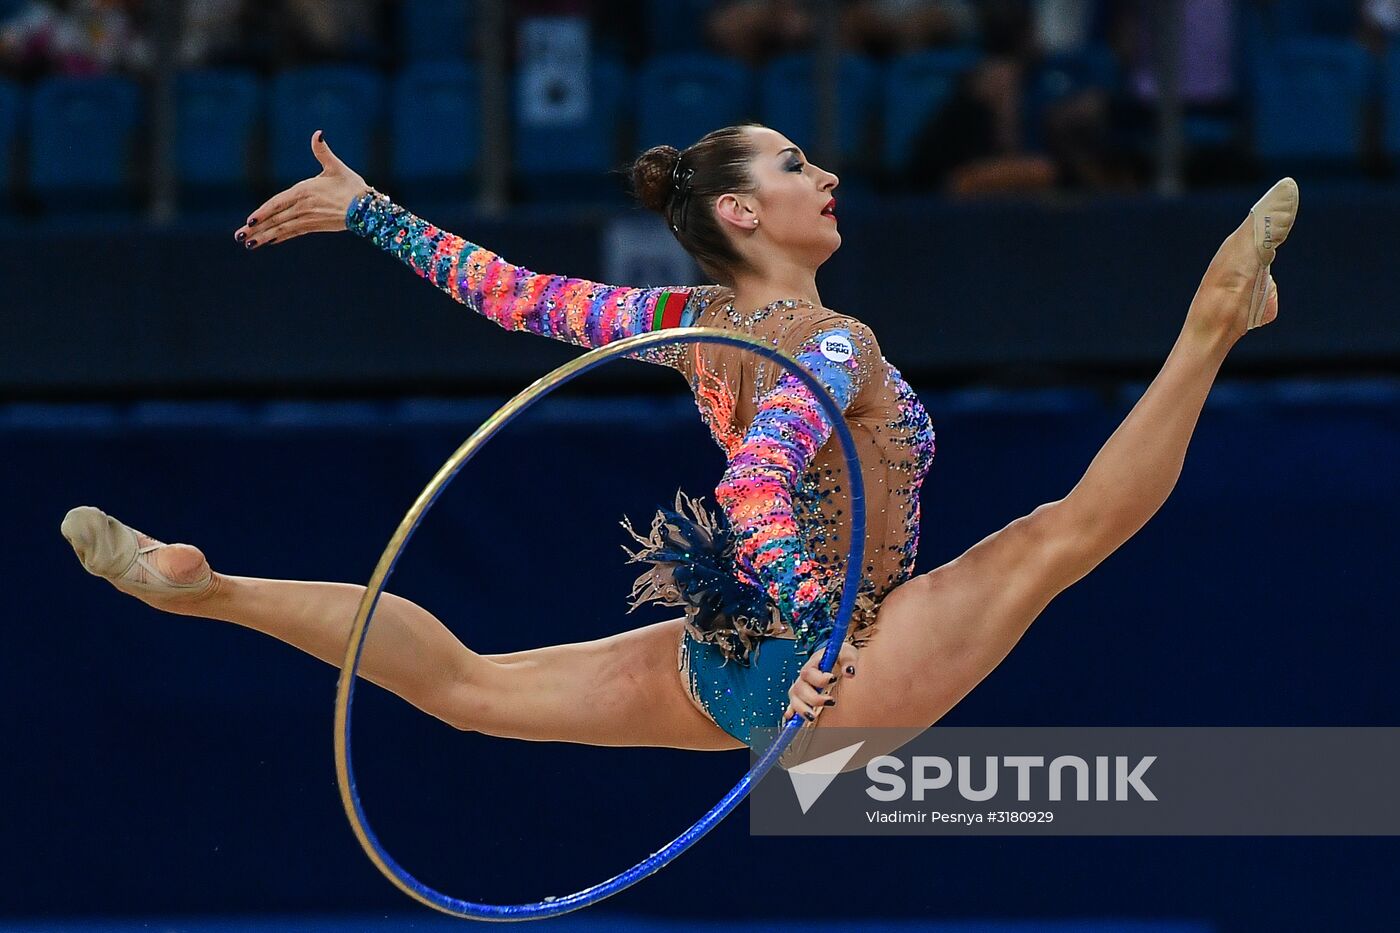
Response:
[825,698,836,707]
[827,673,838,684]
[235,230,246,242]
[804,711,814,721]
[319,132,328,145]
[245,239,256,249]
[247,218,258,227]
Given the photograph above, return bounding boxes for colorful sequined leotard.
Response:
[346,191,937,748]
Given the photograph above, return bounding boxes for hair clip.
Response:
[669,160,696,233]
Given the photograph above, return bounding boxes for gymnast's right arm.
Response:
[234,131,696,357]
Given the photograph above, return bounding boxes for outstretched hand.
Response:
[233,130,370,249]
[782,639,859,728]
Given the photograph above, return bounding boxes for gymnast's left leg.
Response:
[806,179,1297,764]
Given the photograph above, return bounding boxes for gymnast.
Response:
[61,125,1297,765]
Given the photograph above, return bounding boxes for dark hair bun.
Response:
[631,144,681,215]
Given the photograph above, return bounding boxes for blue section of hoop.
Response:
[340,329,867,920]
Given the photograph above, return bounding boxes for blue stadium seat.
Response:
[882,48,979,176]
[1384,40,1400,158]
[0,79,19,208]
[28,76,141,209]
[513,56,628,200]
[760,53,879,165]
[270,67,383,186]
[645,0,717,54]
[176,70,261,197]
[391,62,479,196]
[1268,0,1358,38]
[1250,38,1370,163]
[400,0,471,62]
[636,53,752,150]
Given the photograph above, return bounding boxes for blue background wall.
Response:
[5,377,1397,930]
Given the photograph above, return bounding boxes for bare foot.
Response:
[61,506,221,616]
[1187,178,1298,345]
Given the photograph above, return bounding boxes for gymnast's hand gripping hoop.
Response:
[334,327,868,921]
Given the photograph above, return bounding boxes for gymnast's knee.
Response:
[435,656,511,734]
[434,649,617,739]
[437,685,484,733]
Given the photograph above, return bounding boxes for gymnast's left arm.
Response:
[342,190,696,355]
[713,318,877,659]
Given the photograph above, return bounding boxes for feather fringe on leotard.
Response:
[620,489,783,666]
[620,489,885,666]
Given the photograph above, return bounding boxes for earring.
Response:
[752,219,759,226]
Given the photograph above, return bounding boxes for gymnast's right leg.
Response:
[60,508,743,752]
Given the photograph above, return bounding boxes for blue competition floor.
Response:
[0,920,1214,933]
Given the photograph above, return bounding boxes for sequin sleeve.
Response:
[713,317,877,656]
[345,190,698,366]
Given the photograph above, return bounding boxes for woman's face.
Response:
[732,126,841,268]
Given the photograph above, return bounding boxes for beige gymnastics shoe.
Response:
[1246,177,1299,330]
[61,506,213,599]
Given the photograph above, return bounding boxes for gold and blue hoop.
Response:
[334,326,868,920]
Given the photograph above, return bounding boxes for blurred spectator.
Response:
[902,0,1057,194]
[1105,0,1249,187]
[1361,0,1399,52]
[1118,0,1233,106]
[708,0,979,64]
[1051,1,1244,190]
[841,1,976,57]
[705,0,813,65]
[176,0,390,71]
[1034,0,1099,54]
[275,0,381,66]
[0,0,149,79]
[179,0,256,68]
[903,0,1146,195]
